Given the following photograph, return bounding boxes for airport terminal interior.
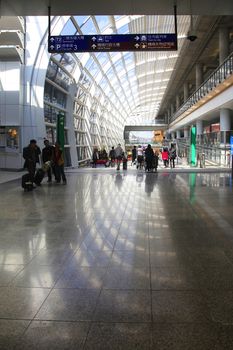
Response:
[0,0,233,348]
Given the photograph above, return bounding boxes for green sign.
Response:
[190,126,196,166]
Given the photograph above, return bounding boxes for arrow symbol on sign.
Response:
[92,44,97,49]
[134,36,140,41]
[134,43,140,48]
[50,45,54,50]
[50,37,55,42]
[92,37,96,41]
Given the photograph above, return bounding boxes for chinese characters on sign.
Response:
[48,34,177,53]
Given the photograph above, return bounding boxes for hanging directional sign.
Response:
[48,33,177,53]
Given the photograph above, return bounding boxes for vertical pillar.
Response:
[219,27,229,65]
[190,126,197,166]
[196,62,203,89]
[184,128,189,138]
[184,82,189,102]
[171,132,175,140]
[220,108,231,144]
[220,108,231,166]
[171,104,174,117]
[176,130,181,139]
[196,120,203,136]
[176,94,180,111]
[66,83,79,167]
[196,119,203,149]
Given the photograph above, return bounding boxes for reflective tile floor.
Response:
[0,170,233,349]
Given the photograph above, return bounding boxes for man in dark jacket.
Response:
[145,144,155,172]
[42,139,54,182]
[23,139,38,182]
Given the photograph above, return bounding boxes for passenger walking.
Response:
[42,139,54,183]
[115,143,124,170]
[154,150,159,171]
[131,145,137,165]
[53,142,67,184]
[92,148,99,168]
[145,144,154,172]
[169,144,176,168]
[162,147,169,167]
[109,147,116,167]
[137,145,144,169]
[23,139,38,182]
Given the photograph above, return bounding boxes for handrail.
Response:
[170,51,233,123]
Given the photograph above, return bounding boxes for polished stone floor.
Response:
[0,170,233,349]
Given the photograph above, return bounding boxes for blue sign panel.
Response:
[48,33,177,53]
[230,136,233,155]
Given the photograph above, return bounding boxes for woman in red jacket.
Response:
[161,148,169,167]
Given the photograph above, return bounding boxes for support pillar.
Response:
[176,94,180,111]
[219,27,229,65]
[171,104,174,118]
[190,126,197,166]
[196,120,203,145]
[176,130,181,139]
[184,82,189,102]
[184,128,189,138]
[220,108,231,143]
[196,62,203,89]
[171,132,175,140]
[220,108,231,165]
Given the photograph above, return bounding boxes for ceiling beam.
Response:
[1,0,233,16]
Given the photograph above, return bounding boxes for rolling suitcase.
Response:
[22,173,33,191]
[34,168,45,185]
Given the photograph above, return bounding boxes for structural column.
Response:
[176,94,180,111]
[184,82,189,102]
[196,62,203,89]
[220,108,231,165]
[219,27,229,65]
[220,108,231,143]
[196,119,203,145]
[184,128,189,138]
[171,104,174,118]
[176,130,181,139]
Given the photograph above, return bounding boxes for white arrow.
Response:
[50,45,54,50]
[92,44,97,49]
[92,37,96,41]
[50,37,55,42]
[134,43,140,48]
[134,36,140,41]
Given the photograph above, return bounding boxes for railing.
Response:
[171,52,233,123]
[177,139,231,167]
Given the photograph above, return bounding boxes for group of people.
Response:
[92,144,127,170]
[131,145,159,172]
[91,143,177,172]
[23,139,67,185]
[131,143,177,170]
[161,144,177,168]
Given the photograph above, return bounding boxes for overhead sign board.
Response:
[48,33,177,53]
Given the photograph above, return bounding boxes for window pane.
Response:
[61,19,76,35]
[95,16,110,32]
